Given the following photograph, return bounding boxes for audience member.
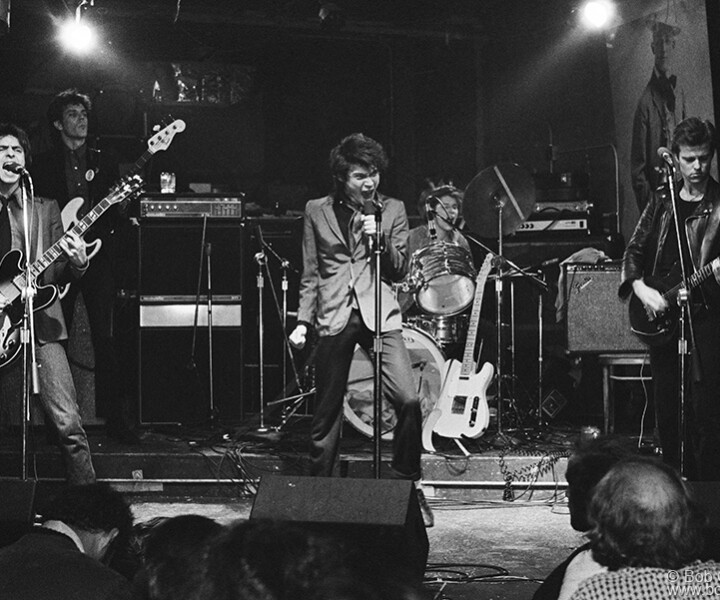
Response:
[133,514,223,600]
[0,482,134,600]
[533,436,633,600]
[570,457,720,600]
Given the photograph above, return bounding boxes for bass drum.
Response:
[343,325,445,441]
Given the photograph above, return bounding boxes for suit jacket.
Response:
[7,195,86,343]
[297,193,408,337]
[30,144,120,244]
[0,528,133,600]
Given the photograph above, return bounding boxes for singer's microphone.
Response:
[363,195,379,252]
[3,162,26,175]
[657,146,674,167]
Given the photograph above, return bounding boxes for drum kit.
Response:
[343,163,548,445]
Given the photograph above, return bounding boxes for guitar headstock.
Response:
[147,118,186,154]
[108,174,144,205]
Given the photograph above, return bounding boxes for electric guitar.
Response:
[628,258,720,347]
[57,118,186,298]
[431,253,494,441]
[0,175,144,369]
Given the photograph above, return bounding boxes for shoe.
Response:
[416,487,434,528]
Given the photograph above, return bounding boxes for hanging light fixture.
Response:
[58,0,98,55]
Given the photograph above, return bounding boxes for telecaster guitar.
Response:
[628,257,720,347]
[0,176,144,369]
[57,118,186,299]
[431,253,494,441]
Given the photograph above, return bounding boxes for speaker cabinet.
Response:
[139,219,243,298]
[250,475,428,582]
[139,326,243,424]
[565,263,645,353]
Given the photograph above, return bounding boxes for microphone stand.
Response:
[663,160,691,476]
[254,247,269,432]
[370,198,383,479]
[18,173,41,480]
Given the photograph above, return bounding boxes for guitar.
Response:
[430,253,494,441]
[57,118,186,299]
[0,175,144,369]
[628,257,720,347]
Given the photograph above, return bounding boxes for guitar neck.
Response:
[128,149,153,176]
[664,258,720,301]
[460,255,493,378]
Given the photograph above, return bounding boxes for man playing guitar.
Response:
[620,117,720,480]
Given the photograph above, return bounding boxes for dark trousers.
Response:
[650,310,720,480]
[61,254,124,425]
[310,311,423,480]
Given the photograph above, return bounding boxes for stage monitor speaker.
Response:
[139,327,243,424]
[250,475,428,583]
[0,479,36,547]
[565,263,645,353]
[139,220,243,298]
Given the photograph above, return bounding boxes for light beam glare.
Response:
[58,18,97,54]
[580,0,615,30]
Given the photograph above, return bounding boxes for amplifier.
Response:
[565,263,645,352]
[533,200,593,214]
[140,195,244,219]
[517,218,588,233]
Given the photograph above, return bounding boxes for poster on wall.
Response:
[607,0,715,239]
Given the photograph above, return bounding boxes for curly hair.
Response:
[586,457,705,570]
[329,133,388,192]
[0,122,33,168]
[671,117,716,155]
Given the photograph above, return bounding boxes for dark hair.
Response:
[47,88,92,143]
[0,122,33,168]
[671,117,716,155]
[143,515,224,600]
[564,436,634,532]
[41,483,133,549]
[329,133,388,193]
[586,457,705,570]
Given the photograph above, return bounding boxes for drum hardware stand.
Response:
[189,216,218,425]
[255,225,310,430]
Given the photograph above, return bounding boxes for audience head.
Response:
[40,482,133,563]
[141,514,223,600]
[565,436,634,532]
[586,456,705,570]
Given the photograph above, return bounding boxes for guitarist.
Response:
[0,122,95,484]
[620,117,720,480]
[30,89,139,444]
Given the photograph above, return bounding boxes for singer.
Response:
[0,123,95,485]
[289,133,433,526]
[620,117,720,480]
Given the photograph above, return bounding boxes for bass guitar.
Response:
[58,118,186,299]
[429,253,494,443]
[0,175,144,369]
[628,257,720,347]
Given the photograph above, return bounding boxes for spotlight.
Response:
[58,0,98,55]
[0,1,9,37]
[318,2,345,31]
[579,0,615,30]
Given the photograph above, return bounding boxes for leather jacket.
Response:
[620,176,720,302]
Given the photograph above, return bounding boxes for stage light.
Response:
[58,0,98,55]
[0,1,9,37]
[579,0,615,30]
[318,2,345,30]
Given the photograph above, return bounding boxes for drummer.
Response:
[409,182,472,259]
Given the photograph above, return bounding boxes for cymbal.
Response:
[463,163,535,238]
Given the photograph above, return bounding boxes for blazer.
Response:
[297,193,409,337]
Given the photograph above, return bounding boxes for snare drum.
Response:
[343,325,445,440]
[408,242,476,316]
[406,314,469,347]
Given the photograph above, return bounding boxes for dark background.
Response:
[0,0,717,426]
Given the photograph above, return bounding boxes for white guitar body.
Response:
[57,198,102,299]
[433,360,493,439]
